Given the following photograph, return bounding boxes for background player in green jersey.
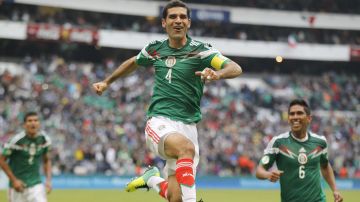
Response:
[92,1,242,201]
[255,99,343,202]
[0,112,52,202]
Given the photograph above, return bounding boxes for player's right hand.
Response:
[92,81,108,95]
[12,178,26,192]
[45,179,52,194]
[333,190,343,202]
[268,170,283,182]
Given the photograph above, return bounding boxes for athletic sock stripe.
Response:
[176,159,194,163]
[146,126,159,143]
[176,162,193,167]
[176,159,194,169]
[176,165,193,169]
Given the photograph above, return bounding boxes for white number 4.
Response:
[299,165,305,179]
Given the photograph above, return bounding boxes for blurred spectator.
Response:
[1,4,359,45]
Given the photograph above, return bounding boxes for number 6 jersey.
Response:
[259,132,328,202]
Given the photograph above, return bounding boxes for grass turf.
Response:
[0,189,358,202]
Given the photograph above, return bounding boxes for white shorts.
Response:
[145,116,199,178]
[8,183,47,202]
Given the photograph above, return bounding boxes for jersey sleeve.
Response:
[42,132,52,154]
[135,42,157,67]
[200,44,230,70]
[320,138,329,165]
[259,138,278,170]
[2,139,15,157]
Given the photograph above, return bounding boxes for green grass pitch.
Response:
[0,189,358,202]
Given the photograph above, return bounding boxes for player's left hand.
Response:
[45,180,52,194]
[195,68,220,82]
[333,190,343,202]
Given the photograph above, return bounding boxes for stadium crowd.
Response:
[156,0,360,14]
[0,55,358,178]
[1,3,360,45]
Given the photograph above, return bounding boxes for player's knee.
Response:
[167,192,182,202]
[178,141,195,159]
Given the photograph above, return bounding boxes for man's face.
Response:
[162,7,191,41]
[288,105,311,133]
[24,115,40,136]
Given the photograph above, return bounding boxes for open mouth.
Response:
[291,121,302,128]
[173,26,183,31]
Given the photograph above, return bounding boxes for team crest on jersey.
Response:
[165,56,176,68]
[29,143,36,155]
[261,156,270,164]
[298,148,308,164]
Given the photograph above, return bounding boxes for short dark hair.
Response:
[162,0,191,19]
[24,111,38,122]
[288,99,311,115]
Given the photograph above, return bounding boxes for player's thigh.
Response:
[8,188,26,202]
[145,117,178,159]
[164,132,195,159]
[167,175,182,202]
[27,184,47,202]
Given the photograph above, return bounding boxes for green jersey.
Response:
[260,132,328,202]
[2,131,51,188]
[135,36,229,123]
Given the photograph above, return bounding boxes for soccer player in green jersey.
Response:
[92,0,242,201]
[256,99,343,202]
[0,112,52,202]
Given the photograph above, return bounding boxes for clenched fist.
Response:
[92,81,108,95]
[195,68,220,82]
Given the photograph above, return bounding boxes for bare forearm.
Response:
[104,56,138,85]
[0,156,17,182]
[256,165,270,180]
[43,155,52,182]
[44,160,52,181]
[321,163,337,191]
[218,61,242,79]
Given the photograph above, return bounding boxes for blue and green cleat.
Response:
[125,166,160,192]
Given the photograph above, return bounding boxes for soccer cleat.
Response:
[125,166,160,192]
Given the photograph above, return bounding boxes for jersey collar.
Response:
[166,35,192,50]
[290,131,309,142]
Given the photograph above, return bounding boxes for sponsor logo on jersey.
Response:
[182,172,194,178]
[149,49,160,59]
[158,125,166,131]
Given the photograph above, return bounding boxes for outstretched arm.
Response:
[321,163,343,202]
[43,152,52,194]
[93,56,139,95]
[0,154,25,192]
[195,61,242,81]
[216,61,242,79]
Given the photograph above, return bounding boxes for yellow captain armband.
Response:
[210,54,229,70]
